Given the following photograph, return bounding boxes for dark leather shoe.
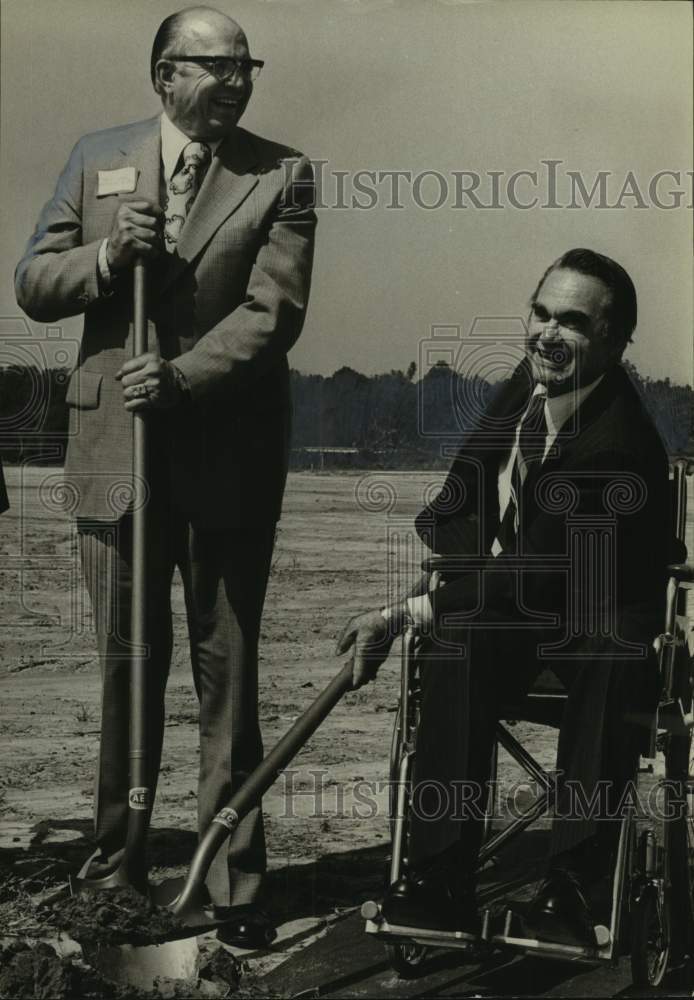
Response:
[527,868,598,947]
[216,907,276,950]
[382,875,479,935]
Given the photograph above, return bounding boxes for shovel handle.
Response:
[129,258,149,822]
[133,258,147,355]
[172,659,356,916]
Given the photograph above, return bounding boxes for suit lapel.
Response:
[117,117,162,206]
[463,361,533,455]
[443,365,531,537]
[159,128,260,294]
[545,365,621,470]
[522,366,621,520]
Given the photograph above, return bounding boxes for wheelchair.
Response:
[362,459,694,988]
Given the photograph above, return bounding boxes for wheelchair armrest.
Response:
[423,557,694,581]
[668,563,694,584]
[421,555,470,576]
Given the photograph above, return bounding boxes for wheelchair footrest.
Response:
[492,907,612,958]
[361,901,480,950]
[362,899,612,960]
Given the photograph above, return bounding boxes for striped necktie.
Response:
[163,141,211,252]
[495,390,548,554]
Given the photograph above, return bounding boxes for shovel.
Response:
[166,658,356,926]
[64,659,355,993]
[70,257,151,895]
[58,259,201,992]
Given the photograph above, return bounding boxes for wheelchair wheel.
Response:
[385,940,427,978]
[630,885,670,987]
[664,700,694,958]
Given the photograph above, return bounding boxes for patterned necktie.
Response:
[163,141,212,252]
[496,390,548,553]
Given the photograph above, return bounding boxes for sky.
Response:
[1,0,692,382]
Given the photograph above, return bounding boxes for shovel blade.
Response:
[69,867,148,896]
[150,877,218,935]
[69,851,148,896]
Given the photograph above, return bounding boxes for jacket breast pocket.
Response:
[65,369,103,409]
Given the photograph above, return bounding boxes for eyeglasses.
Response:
[165,56,264,83]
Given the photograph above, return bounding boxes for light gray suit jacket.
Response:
[16,115,317,525]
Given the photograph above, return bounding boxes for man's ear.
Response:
[154,60,176,95]
[602,324,625,362]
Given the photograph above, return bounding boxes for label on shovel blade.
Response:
[213,807,239,831]
[128,787,150,810]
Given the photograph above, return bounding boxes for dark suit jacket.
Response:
[415,360,671,654]
[15,116,317,526]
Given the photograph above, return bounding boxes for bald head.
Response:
[151,6,255,140]
[151,7,248,89]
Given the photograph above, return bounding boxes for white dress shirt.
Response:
[407,373,605,627]
[490,374,604,556]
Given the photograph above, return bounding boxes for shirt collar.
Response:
[535,373,605,438]
[160,113,222,184]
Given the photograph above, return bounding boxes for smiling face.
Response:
[156,11,253,141]
[526,268,621,396]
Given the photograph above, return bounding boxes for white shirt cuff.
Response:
[407,594,433,629]
[97,238,113,289]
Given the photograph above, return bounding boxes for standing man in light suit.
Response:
[16,6,316,946]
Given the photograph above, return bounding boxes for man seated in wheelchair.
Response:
[338,248,675,946]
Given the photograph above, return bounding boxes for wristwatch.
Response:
[171,363,191,401]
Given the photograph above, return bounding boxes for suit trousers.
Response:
[77,479,276,907]
[408,623,651,880]
[0,456,8,514]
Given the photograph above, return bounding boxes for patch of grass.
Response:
[73,702,94,724]
[270,550,301,576]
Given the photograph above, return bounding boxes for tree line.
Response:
[0,360,691,468]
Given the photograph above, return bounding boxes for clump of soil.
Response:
[0,940,159,999]
[37,886,186,947]
[0,880,282,999]
[199,948,241,992]
[0,940,284,1000]
[0,941,74,1000]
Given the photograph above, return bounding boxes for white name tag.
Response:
[97,167,138,197]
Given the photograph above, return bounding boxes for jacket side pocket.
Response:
[65,369,103,409]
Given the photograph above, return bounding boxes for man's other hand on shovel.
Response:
[116,352,189,411]
[336,603,410,689]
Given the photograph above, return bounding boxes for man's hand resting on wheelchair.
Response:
[336,602,410,689]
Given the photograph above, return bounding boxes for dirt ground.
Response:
[0,466,686,995]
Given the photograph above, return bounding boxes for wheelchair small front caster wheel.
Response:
[385,941,427,978]
[630,887,670,987]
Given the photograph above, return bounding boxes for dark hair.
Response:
[151,12,187,89]
[531,248,637,347]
